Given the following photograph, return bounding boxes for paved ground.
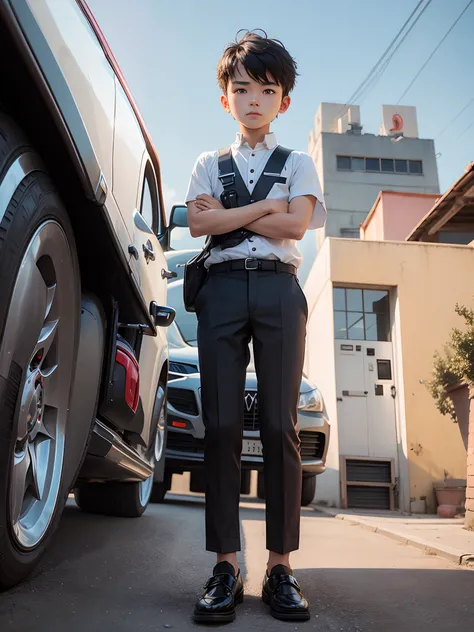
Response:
[1,492,474,631]
[315,506,474,565]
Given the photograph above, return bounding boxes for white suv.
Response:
[0,0,175,589]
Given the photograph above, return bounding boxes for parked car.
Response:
[154,279,330,506]
[0,0,176,589]
[165,248,199,283]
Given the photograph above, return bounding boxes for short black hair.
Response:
[217,30,298,98]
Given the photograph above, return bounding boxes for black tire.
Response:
[257,472,317,506]
[74,480,151,518]
[0,112,81,590]
[257,471,266,500]
[301,474,317,507]
[74,382,167,517]
[240,470,251,495]
[190,469,206,493]
[150,469,172,503]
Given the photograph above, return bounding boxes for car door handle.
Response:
[142,240,155,263]
[161,269,177,279]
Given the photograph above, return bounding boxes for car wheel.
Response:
[257,471,317,507]
[257,471,266,500]
[150,469,172,503]
[74,383,167,517]
[240,470,251,495]
[301,474,317,506]
[0,112,81,590]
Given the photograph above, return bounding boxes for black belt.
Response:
[208,258,296,275]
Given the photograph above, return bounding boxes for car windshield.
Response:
[167,280,198,345]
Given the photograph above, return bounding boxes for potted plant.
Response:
[426,302,474,522]
[426,303,474,451]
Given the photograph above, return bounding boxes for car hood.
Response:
[169,345,316,393]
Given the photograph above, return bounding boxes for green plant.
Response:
[426,303,474,421]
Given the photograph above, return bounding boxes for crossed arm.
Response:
[187,194,315,241]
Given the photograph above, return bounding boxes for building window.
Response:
[395,159,408,173]
[333,287,390,341]
[381,158,394,173]
[409,160,423,174]
[336,155,423,176]
[366,157,380,172]
[351,156,365,171]
[340,228,360,239]
[337,155,351,170]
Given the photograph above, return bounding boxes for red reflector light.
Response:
[172,421,187,429]
[115,348,140,413]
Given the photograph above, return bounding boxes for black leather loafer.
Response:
[262,564,310,621]
[193,561,244,624]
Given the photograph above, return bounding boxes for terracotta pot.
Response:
[433,482,466,509]
[445,382,474,451]
[437,504,457,519]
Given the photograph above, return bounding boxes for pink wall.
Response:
[362,192,440,242]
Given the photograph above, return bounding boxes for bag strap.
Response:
[217,145,292,206]
[249,146,292,202]
[217,147,250,207]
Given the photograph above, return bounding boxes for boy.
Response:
[185,30,326,624]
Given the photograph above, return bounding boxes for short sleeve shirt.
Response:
[185,132,326,269]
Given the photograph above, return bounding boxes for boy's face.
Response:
[221,63,290,130]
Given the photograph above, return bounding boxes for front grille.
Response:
[168,388,198,416]
[299,431,325,460]
[167,431,204,454]
[243,390,259,431]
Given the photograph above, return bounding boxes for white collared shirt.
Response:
[185,132,326,269]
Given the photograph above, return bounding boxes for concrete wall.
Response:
[305,238,472,511]
[320,133,440,240]
[308,101,440,252]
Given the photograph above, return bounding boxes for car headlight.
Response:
[298,388,323,412]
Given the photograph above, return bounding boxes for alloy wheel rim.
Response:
[2,220,76,549]
[139,396,166,506]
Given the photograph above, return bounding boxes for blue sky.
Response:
[88,0,473,229]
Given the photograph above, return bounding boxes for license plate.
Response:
[242,439,263,456]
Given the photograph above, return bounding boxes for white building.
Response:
[308,103,440,251]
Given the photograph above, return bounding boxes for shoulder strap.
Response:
[250,146,292,203]
[217,147,250,207]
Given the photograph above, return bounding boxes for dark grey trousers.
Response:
[195,266,308,554]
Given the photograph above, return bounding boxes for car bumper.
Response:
[165,389,330,475]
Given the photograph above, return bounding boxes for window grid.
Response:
[334,288,390,342]
[336,155,423,175]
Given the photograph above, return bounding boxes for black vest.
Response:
[212,145,293,250]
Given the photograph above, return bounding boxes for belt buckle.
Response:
[244,258,259,271]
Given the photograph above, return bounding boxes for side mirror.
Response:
[169,204,189,230]
[150,302,176,328]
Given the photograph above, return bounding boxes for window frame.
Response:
[333,287,391,342]
[336,155,351,171]
[408,159,423,175]
[140,161,161,234]
[365,157,381,172]
[335,155,423,176]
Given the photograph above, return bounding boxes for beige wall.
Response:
[305,238,473,511]
[304,239,340,506]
